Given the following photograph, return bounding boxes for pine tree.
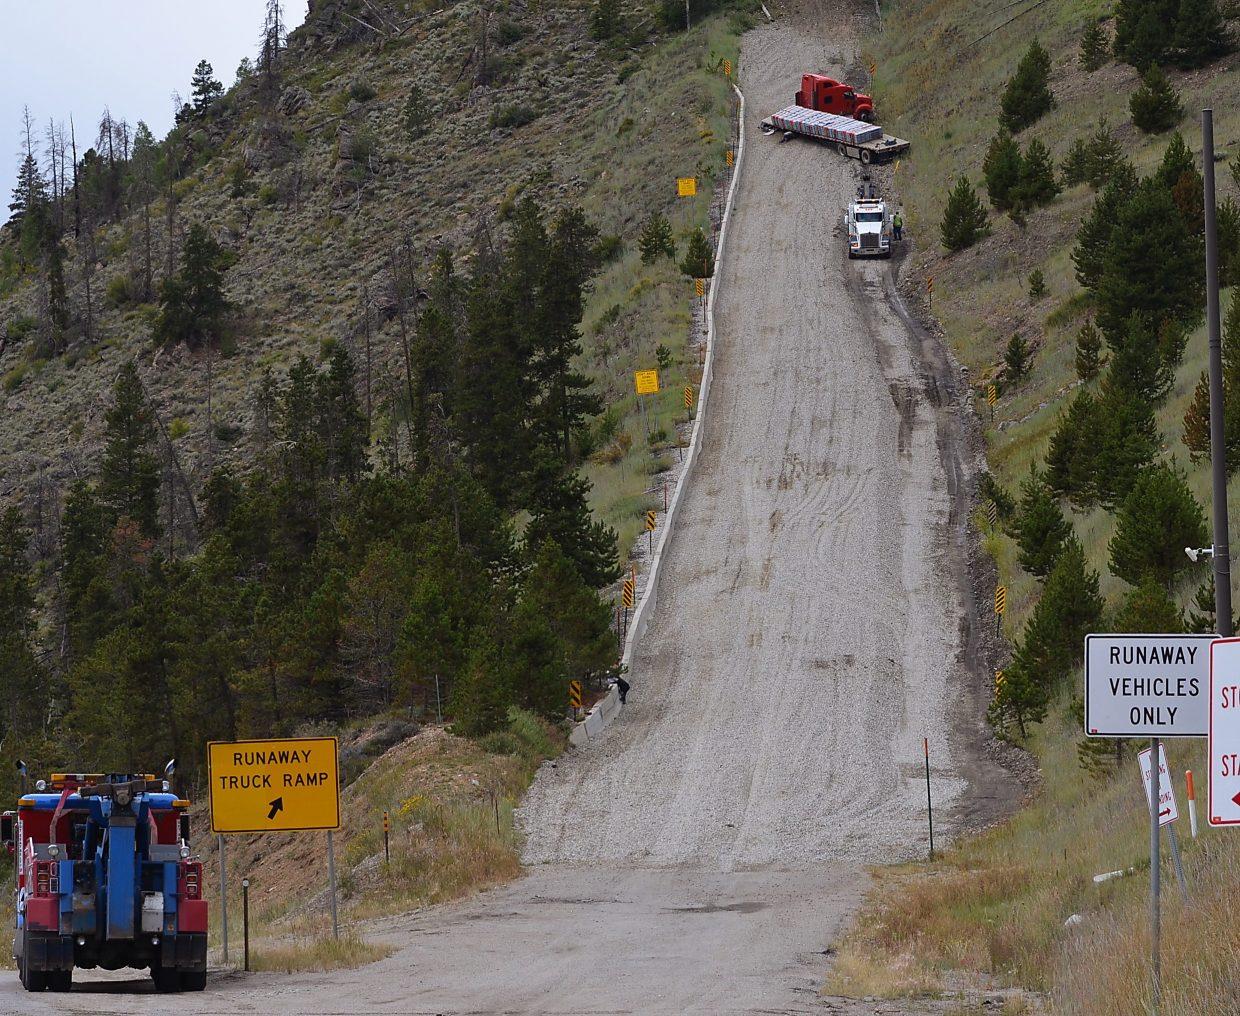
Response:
[1096,178,1203,342]
[523,539,615,681]
[1080,21,1110,71]
[1217,197,1240,287]
[1014,138,1060,208]
[1000,40,1056,133]
[1024,535,1104,682]
[524,455,621,588]
[1093,358,1161,508]
[1171,0,1233,68]
[155,223,233,349]
[679,227,714,278]
[1156,131,1195,189]
[319,345,368,482]
[1116,0,1172,69]
[190,60,224,114]
[404,84,432,139]
[983,131,1023,211]
[590,0,623,39]
[1004,332,1031,383]
[99,361,162,539]
[1085,120,1132,189]
[1075,319,1103,380]
[1170,168,1204,236]
[0,507,44,744]
[1028,270,1047,300]
[1108,460,1208,586]
[1130,66,1183,133]
[990,641,1049,738]
[1186,575,1240,633]
[639,212,676,264]
[1012,465,1073,577]
[1115,574,1185,631]
[1106,313,1176,404]
[1183,371,1211,461]
[1061,138,1091,187]
[1046,389,1101,508]
[940,176,990,251]
[1072,165,1139,291]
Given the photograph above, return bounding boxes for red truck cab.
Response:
[795,74,875,122]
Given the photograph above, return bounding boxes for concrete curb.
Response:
[571,81,747,748]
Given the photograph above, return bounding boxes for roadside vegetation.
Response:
[829,0,1240,1010]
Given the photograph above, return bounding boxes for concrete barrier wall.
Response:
[571,82,747,748]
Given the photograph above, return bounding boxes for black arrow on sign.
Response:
[267,797,284,820]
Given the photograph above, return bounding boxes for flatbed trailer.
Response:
[761,105,910,164]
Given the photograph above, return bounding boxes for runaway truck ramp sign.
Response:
[1084,634,1211,737]
[208,737,340,833]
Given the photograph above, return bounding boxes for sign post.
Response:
[1138,742,1187,902]
[634,370,660,443]
[923,737,933,861]
[218,833,228,965]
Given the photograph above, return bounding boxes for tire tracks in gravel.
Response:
[1,5,1023,1014]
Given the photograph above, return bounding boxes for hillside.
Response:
[826,0,1240,1011]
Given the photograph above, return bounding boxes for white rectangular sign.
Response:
[1084,634,1211,738]
[1208,637,1240,826]
[1138,743,1178,827]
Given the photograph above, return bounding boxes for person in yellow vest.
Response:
[893,211,904,241]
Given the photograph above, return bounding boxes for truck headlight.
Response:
[48,844,59,859]
[180,845,190,859]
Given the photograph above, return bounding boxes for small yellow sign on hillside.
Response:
[634,370,660,396]
[208,737,340,834]
[677,177,697,197]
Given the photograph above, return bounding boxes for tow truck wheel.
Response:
[181,970,207,991]
[19,957,47,992]
[47,970,72,992]
[151,966,181,993]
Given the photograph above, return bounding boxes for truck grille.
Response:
[860,234,879,249]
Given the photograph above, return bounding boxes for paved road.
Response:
[2,7,1018,1014]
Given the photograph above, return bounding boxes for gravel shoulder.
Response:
[0,8,1022,1013]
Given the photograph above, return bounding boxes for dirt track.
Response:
[1,8,1020,1014]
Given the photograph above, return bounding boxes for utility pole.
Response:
[1203,109,1234,639]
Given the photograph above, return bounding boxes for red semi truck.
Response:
[795,73,875,122]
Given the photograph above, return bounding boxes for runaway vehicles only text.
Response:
[3,765,207,993]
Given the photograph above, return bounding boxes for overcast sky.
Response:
[1,1,309,201]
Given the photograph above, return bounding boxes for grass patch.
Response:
[248,931,394,973]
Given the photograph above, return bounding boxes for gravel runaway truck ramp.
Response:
[2,11,1019,1016]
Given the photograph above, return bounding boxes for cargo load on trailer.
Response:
[3,764,207,993]
[761,105,910,163]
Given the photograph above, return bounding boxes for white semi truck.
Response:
[845,189,893,259]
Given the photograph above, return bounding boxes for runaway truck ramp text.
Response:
[1084,634,1212,737]
[207,736,340,833]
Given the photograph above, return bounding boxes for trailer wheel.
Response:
[47,970,72,992]
[181,970,207,992]
[19,957,47,992]
[151,966,181,993]
[859,149,872,165]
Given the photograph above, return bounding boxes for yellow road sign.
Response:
[893,159,900,174]
[694,278,706,297]
[986,384,997,406]
[726,149,734,168]
[985,499,998,526]
[569,680,583,709]
[995,670,1005,692]
[677,176,697,197]
[723,58,732,77]
[622,575,635,609]
[634,369,660,395]
[684,385,694,410]
[208,737,340,834]
[927,276,934,293]
[868,60,877,76]
[995,586,1007,615]
[645,509,657,531]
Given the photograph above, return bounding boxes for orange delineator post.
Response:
[1186,769,1198,839]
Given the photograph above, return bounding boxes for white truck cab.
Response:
[846,187,892,259]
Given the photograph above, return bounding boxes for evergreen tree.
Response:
[639,212,676,264]
[1028,270,1047,300]
[1130,65,1183,133]
[523,539,615,682]
[1183,371,1212,462]
[1186,575,1240,633]
[154,223,233,349]
[1095,179,1203,342]
[1080,21,1110,71]
[679,227,714,278]
[0,507,45,744]
[590,0,623,39]
[1023,535,1104,682]
[1217,197,1240,287]
[983,131,1023,211]
[403,84,432,139]
[1093,361,1161,508]
[1170,168,1205,236]
[1012,465,1073,577]
[1115,0,1172,68]
[1106,313,1176,404]
[1014,138,1060,208]
[940,176,990,251]
[1115,574,1185,631]
[1004,332,1031,383]
[1109,461,1208,586]
[1075,319,1103,380]
[1061,137,1091,187]
[990,640,1049,738]
[1171,0,1233,68]
[1046,389,1100,508]
[319,344,369,482]
[524,455,620,588]
[99,361,162,539]
[1072,165,1139,291]
[190,60,224,114]
[1084,120,1131,189]
[1000,40,1055,133]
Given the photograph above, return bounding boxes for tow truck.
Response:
[3,764,208,993]
[846,177,895,258]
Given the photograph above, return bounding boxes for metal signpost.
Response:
[1085,633,1212,1015]
[208,737,342,942]
[1138,743,1187,902]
